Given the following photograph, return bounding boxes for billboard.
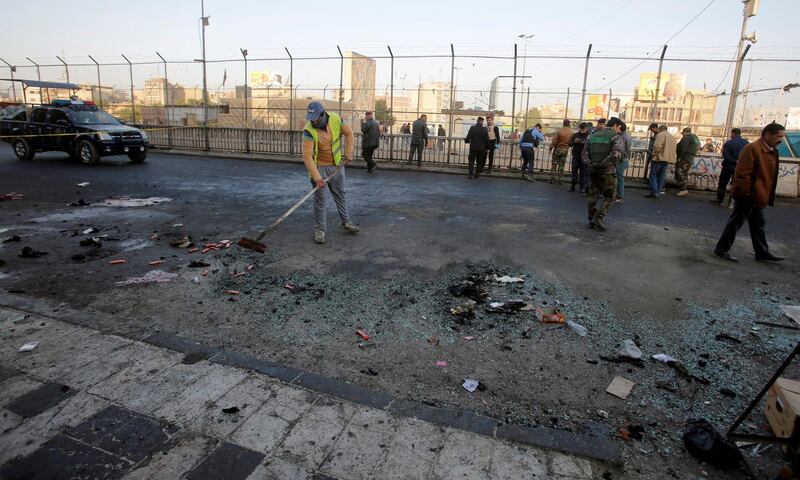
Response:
[249,71,271,87]
[638,73,686,101]
[586,94,608,119]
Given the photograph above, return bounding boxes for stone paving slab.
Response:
[122,434,218,480]
[0,304,610,479]
[0,391,110,465]
[3,381,75,419]
[0,433,131,480]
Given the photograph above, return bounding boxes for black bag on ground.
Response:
[682,418,741,468]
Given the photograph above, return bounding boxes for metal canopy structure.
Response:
[0,78,80,105]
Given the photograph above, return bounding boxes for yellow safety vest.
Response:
[304,112,342,166]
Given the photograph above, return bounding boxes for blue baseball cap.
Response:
[306,101,325,121]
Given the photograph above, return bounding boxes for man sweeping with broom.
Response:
[302,101,360,244]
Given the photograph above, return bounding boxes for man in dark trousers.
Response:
[675,127,700,196]
[408,114,428,166]
[485,114,501,173]
[465,116,490,179]
[569,122,590,194]
[437,124,446,151]
[713,128,749,204]
[713,122,785,263]
[360,111,380,173]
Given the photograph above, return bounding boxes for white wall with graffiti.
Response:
[689,154,799,198]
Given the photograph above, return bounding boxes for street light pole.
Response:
[725,0,758,133]
[517,34,534,119]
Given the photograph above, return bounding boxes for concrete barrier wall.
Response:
[689,154,799,198]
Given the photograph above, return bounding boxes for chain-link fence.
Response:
[1,44,798,156]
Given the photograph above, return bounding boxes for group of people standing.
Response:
[303,99,786,262]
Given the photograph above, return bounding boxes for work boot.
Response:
[341,222,360,234]
[676,190,689,197]
[590,219,606,231]
[314,230,326,244]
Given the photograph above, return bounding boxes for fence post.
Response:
[121,54,135,124]
[388,45,394,160]
[0,58,17,103]
[286,47,294,156]
[448,44,455,164]
[579,44,592,123]
[649,45,667,124]
[240,48,249,153]
[56,55,70,83]
[507,44,517,168]
[26,57,41,82]
[337,46,344,117]
[725,44,751,135]
[565,87,570,118]
[88,55,102,106]
[156,52,172,149]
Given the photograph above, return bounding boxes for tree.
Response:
[516,107,542,131]
[374,98,395,127]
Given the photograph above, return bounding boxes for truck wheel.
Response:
[127,150,147,164]
[76,140,100,165]
[12,138,34,161]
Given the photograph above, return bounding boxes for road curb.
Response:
[0,292,622,464]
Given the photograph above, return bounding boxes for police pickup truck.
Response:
[0,100,150,165]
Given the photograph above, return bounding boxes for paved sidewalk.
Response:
[0,306,603,480]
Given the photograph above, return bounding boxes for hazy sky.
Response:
[2,0,798,115]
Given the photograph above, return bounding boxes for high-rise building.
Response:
[143,78,185,105]
[489,77,501,111]
[343,51,376,114]
[414,82,452,125]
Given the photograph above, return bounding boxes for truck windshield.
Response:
[68,110,121,125]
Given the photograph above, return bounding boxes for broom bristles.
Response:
[237,237,266,253]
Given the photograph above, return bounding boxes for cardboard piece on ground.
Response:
[606,376,635,399]
[779,306,800,326]
[765,377,800,438]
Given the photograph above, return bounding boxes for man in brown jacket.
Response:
[549,119,573,184]
[713,122,785,262]
[645,125,676,199]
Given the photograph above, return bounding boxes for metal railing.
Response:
[143,125,668,181]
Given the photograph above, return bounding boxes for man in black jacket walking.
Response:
[408,115,428,166]
[360,111,380,173]
[465,117,490,179]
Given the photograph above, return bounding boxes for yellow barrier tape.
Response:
[0,126,181,140]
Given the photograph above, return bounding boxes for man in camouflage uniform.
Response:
[549,119,573,185]
[581,117,625,231]
[675,127,700,197]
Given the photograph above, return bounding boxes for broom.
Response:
[237,164,343,253]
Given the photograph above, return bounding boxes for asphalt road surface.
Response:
[1,146,799,479]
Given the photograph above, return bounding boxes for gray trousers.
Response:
[311,165,350,232]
